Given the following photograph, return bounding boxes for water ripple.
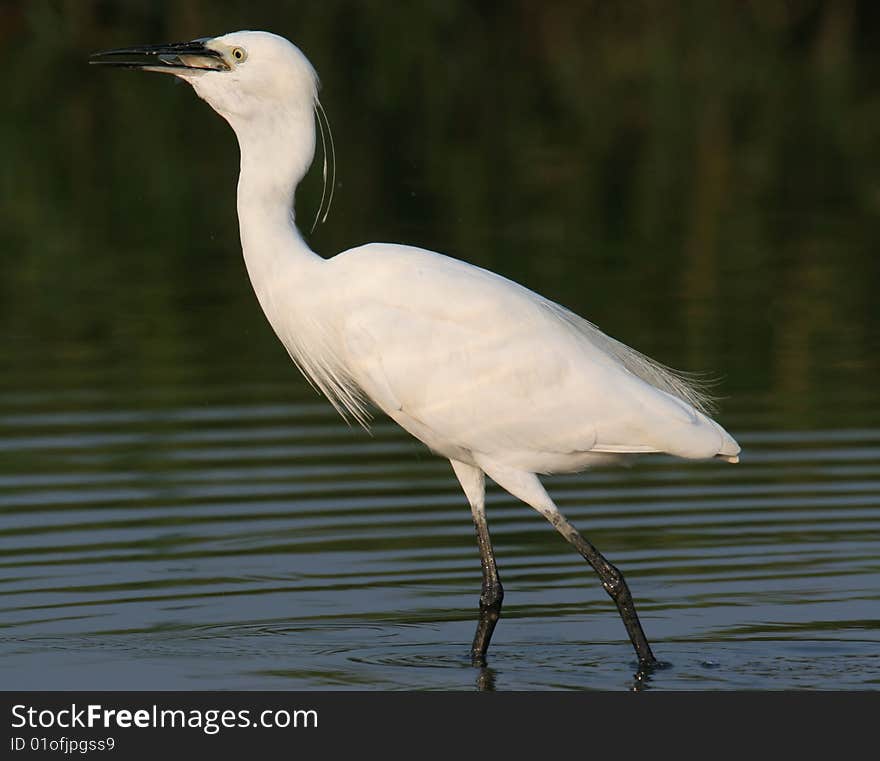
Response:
[2,400,879,689]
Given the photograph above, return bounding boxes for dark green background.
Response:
[2,1,878,423]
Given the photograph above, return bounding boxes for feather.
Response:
[536,298,718,415]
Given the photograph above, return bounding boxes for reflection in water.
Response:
[476,667,497,692]
[630,660,671,693]
[1,395,879,689]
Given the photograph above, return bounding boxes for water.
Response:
[2,388,879,690]
[2,2,880,690]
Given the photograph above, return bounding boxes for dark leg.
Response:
[544,510,656,668]
[477,461,658,668]
[470,497,504,666]
[450,460,503,666]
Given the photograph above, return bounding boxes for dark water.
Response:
[2,390,879,690]
[2,2,880,690]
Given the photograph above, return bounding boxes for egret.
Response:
[91,31,740,671]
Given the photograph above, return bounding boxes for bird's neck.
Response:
[233,107,322,300]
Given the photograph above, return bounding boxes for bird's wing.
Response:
[332,244,737,462]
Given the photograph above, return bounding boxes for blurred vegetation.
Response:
[0,0,878,426]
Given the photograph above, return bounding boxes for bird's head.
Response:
[90,31,319,128]
[92,31,336,229]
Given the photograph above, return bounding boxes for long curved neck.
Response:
[232,103,322,300]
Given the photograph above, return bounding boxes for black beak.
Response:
[89,38,228,72]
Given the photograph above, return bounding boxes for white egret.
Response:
[91,31,740,670]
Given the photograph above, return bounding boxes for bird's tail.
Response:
[715,429,741,463]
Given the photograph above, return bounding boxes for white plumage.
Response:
[93,30,740,668]
[329,243,740,469]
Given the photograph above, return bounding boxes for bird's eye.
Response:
[231,47,247,63]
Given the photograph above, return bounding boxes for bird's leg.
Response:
[450,460,503,666]
[543,510,657,668]
[475,461,657,668]
[471,498,504,666]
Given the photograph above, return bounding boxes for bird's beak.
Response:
[89,38,228,74]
